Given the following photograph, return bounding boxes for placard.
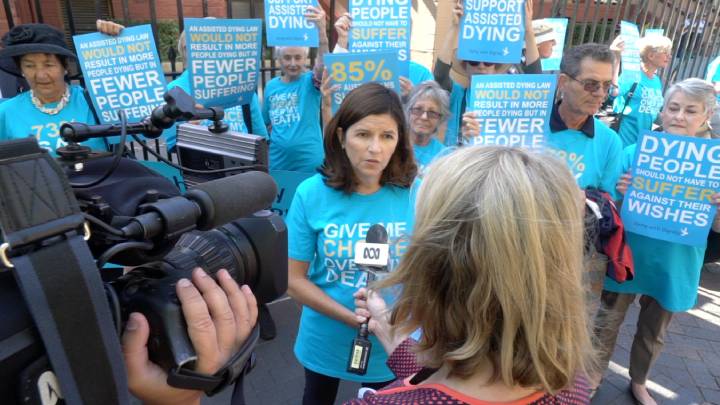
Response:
[184,18,262,108]
[74,25,166,124]
[269,170,314,217]
[465,74,557,148]
[621,131,719,246]
[540,18,567,72]
[620,21,641,83]
[324,51,400,113]
[348,0,411,77]
[458,0,525,64]
[264,0,319,47]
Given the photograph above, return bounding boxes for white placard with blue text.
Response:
[620,21,641,83]
[74,25,166,124]
[621,131,720,246]
[458,0,525,64]
[348,0,411,77]
[325,51,400,113]
[540,18,567,71]
[264,0,319,47]
[185,18,262,108]
[466,74,557,149]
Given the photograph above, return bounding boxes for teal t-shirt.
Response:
[706,56,720,103]
[546,118,624,200]
[413,138,447,171]
[262,72,323,173]
[164,71,267,148]
[445,82,467,147]
[613,72,664,147]
[287,174,414,382]
[604,144,707,311]
[0,85,107,154]
[408,61,433,85]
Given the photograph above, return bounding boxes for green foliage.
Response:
[112,19,180,62]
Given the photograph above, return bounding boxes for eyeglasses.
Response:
[409,107,442,120]
[567,75,617,94]
[467,61,496,67]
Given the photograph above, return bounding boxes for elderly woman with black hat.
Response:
[0,21,122,154]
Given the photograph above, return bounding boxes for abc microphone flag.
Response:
[347,224,389,375]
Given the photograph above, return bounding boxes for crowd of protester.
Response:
[0,1,719,404]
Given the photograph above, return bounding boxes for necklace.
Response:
[30,86,70,115]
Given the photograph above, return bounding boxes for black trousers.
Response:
[302,368,393,405]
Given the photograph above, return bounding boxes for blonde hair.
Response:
[638,35,672,63]
[378,146,594,394]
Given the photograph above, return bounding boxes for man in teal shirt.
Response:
[547,43,624,199]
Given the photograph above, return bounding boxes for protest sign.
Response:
[621,131,720,246]
[620,21,641,83]
[458,0,525,64]
[325,51,400,113]
[348,0,411,77]
[539,18,567,71]
[645,28,664,37]
[185,18,262,109]
[269,170,314,217]
[74,25,166,124]
[265,0,318,47]
[465,74,557,148]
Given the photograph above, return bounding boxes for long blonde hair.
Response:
[378,146,594,393]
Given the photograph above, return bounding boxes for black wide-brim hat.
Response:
[0,23,76,77]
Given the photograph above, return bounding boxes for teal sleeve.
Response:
[286,184,315,262]
[612,74,634,112]
[250,94,268,138]
[601,135,624,200]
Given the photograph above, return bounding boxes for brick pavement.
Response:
[219,267,720,405]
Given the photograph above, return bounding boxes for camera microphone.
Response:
[347,224,389,375]
[121,171,277,243]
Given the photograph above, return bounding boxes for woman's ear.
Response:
[337,128,345,149]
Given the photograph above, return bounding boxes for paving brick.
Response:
[700,387,720,404]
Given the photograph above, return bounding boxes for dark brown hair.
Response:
[321,82,417,193]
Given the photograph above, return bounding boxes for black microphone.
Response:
[347,224,389,375]
[121,171,277,240]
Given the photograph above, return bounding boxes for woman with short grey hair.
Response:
[404,81,450,170]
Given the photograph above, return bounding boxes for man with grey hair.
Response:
[262,5,329,173]
[548,43,624,199]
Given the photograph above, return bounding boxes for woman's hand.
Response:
[452,0,464,26]
[711,193,720,232]
[461,111,480,140]
[334,13,353,49]
[610,35,625,55]
[353,287,390,334]
[122,268,258,405]
[304,5,327,31]
[399,77,413,99]
[321,68,340,107]
[96,19,124,36]
[616,171,632,196]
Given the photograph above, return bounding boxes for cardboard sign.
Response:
[324,51,400,113]
[458,0,525,64]
[465,74,557,148]
[621,131,720,246]
[539,18,568,72]
[269,170,314,217]
[621,21,642,83]
[184,18,262,108]
[264,0,319,47]
[74,25,166,124]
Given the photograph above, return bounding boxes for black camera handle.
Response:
[0,138,130,405]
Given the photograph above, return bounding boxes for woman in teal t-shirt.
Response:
[0,22,123,154]
[287,83,417,404]
[405,81,450,172]
[610,35,672,147]
[593,79,720,405]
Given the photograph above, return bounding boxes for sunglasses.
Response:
[409,107,442,120]
[467,61,496,67]
[567,75,617,94]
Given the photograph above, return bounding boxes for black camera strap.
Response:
[0,139,129,405]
